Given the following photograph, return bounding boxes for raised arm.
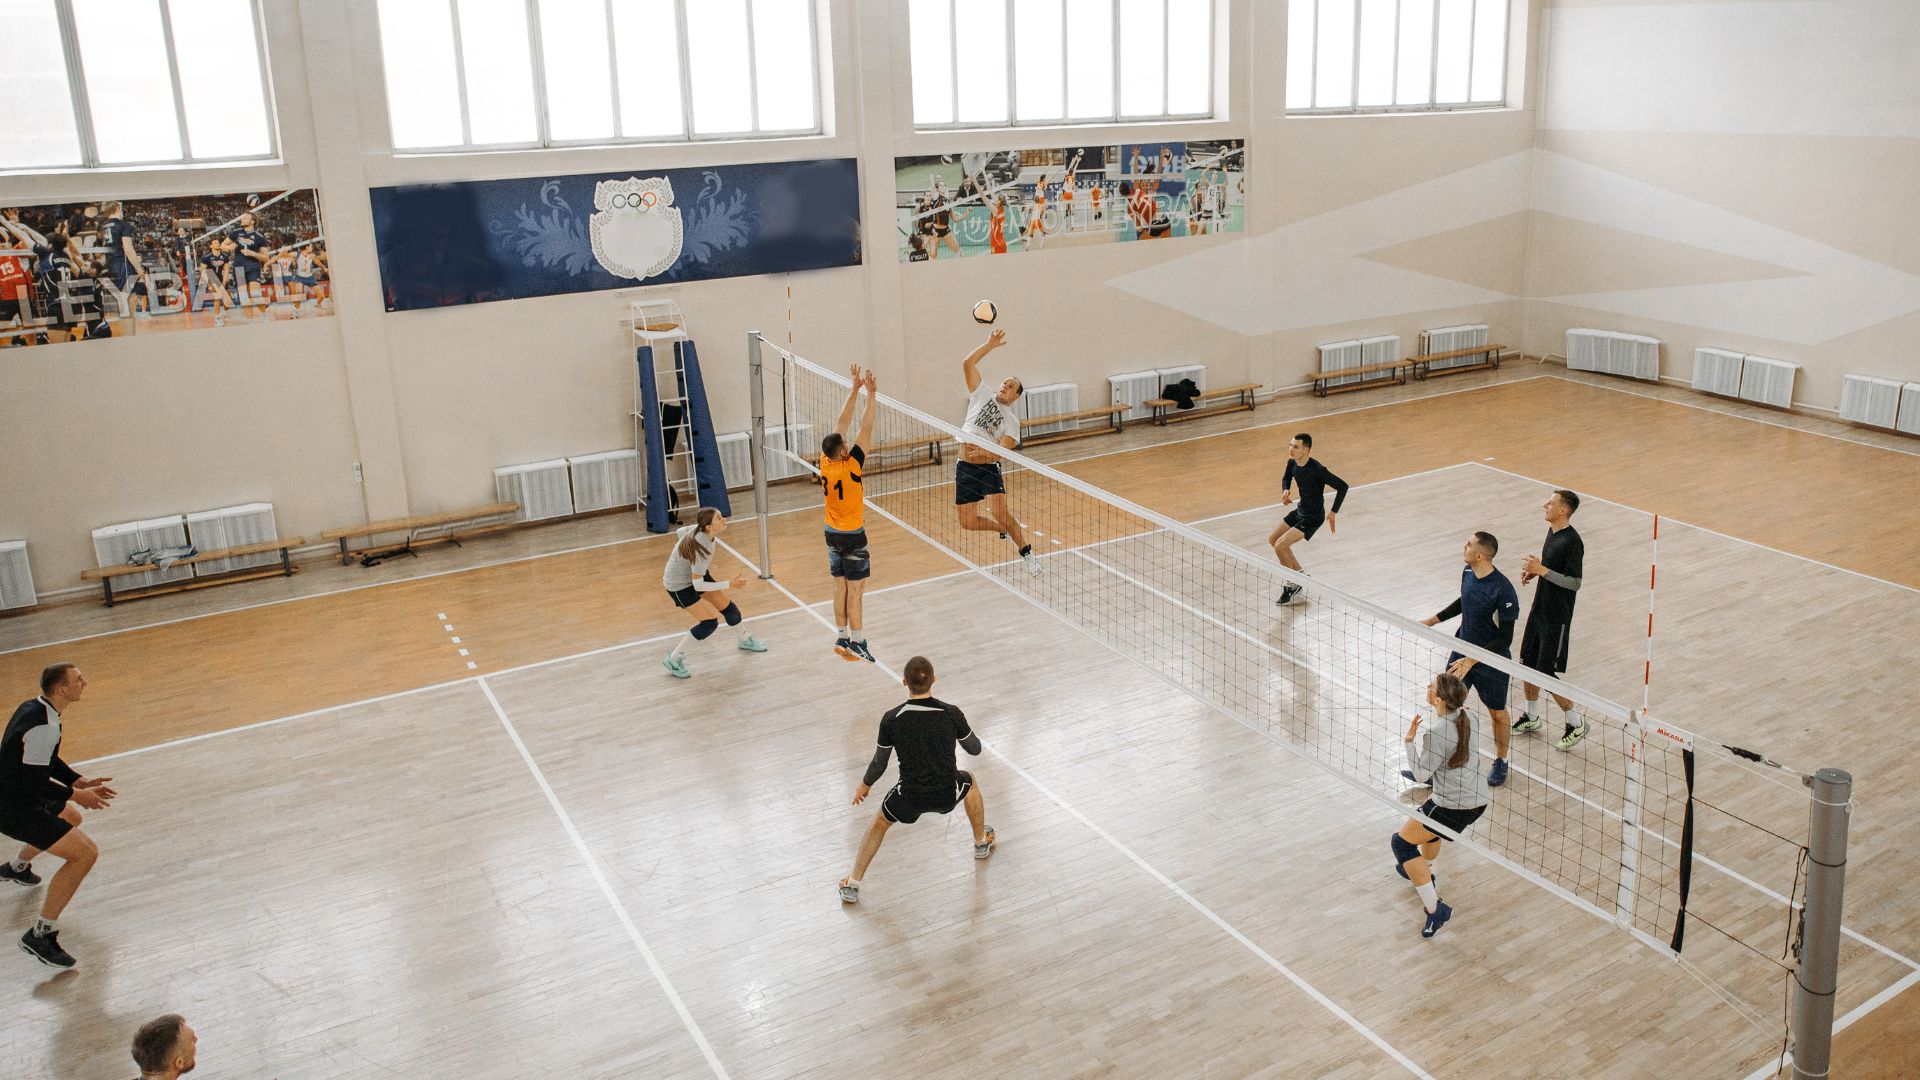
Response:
[961,329,1007,393]
[834,364,864,438]
[854,371,878,452]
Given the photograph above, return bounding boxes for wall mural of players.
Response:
[894,139,1244,262]
[0,189,331,348]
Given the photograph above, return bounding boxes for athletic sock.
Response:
[31,917,55,936]
[668,634,693,660]
[846,877,861,887]
[836,624,849,639]
[6,859,26,872]
[1415,882,1438,914]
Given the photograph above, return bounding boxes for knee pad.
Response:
[1391,833,1421,866]
[721,602,742,627]
[690,619,719,641]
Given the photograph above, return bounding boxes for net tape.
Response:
[759,341,1817,1014]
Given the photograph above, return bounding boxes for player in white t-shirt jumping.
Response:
[954,330,1042,575]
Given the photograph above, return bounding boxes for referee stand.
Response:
[633,299,729,534]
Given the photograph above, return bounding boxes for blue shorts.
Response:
[826,528,870,581]
[1452,653,1511,712]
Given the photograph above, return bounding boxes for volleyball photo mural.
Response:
[370,158,862,311]
[0,189,331,347]
[894,139,1244,262]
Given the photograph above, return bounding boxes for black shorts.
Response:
[825,528,871,581]
[1519,619,1571,676]
[1418,799,1486,841]
[881,771,973,825]
[0,800,71,852]
[1283,508,1324,540]
[666,573,718,609]
[954,460,1005,505]
[1452,654,1511,712]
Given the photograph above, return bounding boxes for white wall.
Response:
[4,0,1557,594]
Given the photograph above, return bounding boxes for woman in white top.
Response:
[660,508,767,679]
[1393,671,1490,939]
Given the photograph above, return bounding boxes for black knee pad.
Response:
[691,619,719,641]
[1391,833,1421,866]
[721,602,742,626]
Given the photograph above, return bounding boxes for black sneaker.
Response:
[20,929,75,969]
[0,862,40,887]
[849,640,877,663]
[1276,583,1301,606]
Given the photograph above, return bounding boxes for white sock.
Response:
[32,916,55,935]
[6,859,26,872]
[668,634,693,660]
[846,877,861,887]
[1415,882,1438,914]
[836,624,848,639]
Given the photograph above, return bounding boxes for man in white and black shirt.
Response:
[1,663,113,969]
[838,656,994,904]
[952,329,1042,575]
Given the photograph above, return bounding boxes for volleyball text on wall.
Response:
[0,190,332,347]
[369,158,862,311]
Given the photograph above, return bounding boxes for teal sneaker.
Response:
[663,654,691,679]
[737,634,768,653]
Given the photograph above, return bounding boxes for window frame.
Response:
[910,0,1217,131]
[1285,0,1509,116]
[380,0,825,155]
[5,0,280,173]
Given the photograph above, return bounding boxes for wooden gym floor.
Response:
[1,372,1916,1078]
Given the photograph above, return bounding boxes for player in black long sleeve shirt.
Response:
[839,657,993,905]
[1512,490,1589,750]
[1269,433,1349,606]
[0,664,114,969]
[1423,533,1521,788]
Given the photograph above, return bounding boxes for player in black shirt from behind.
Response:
[839,656,994,905]
[1511,490,1590,751]
[1269,433,1349,606]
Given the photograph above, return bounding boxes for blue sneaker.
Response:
[1421,900,1452,939]
[1487,758,1509,787]
[849,640,876,663]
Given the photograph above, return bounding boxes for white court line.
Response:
[1470,461,1920,596]
[479,679,731,1080]
[1735,967,1920,1080]
[722,537,1435,1080]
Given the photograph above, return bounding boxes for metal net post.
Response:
[746,331,773,579]
[1791,768,1851,1079]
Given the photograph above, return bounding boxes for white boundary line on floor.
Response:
[722,538,1435,1080]
[479,678,731,1079]
[1469,462,1920,596]
[1735,966,1920,1080]
[1556,370,1920,460]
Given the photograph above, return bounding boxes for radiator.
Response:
[1359,335,1400,369]
[1838,375,1903,428]
[1316,341,1364,389]
[494,460,575,522]
[92,515,192,591]
[185,502,279,575]
[1108,370,1162,423]
[719,423,816,489]
[1900,384,1920,436]
[568,449,641,513]
[1020,382,1079,436]
[1567,329,1661,381]
[1419,324,1489,372]
[0,541,33,610]
[1691,348,1745,398]
[1737,355,1798,409]
[1155,363,1208,395]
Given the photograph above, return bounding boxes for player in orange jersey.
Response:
[820,365,880,661]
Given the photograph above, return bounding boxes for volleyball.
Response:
[245,194,261,208]
[971,299,998,324]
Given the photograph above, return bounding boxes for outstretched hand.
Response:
[848,363,864,385]
[983,329,1007,350]
[863,370,877,392]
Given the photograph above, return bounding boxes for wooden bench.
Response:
[864,435,954,476]
[1141,383,1262,426]
[1411,344,1505,381]
[1019,404,1130,448]
[1312,359,1411,397]
[81,536,305,607]
[320,502,520,566]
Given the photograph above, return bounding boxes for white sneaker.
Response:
[1022,550,1042,576]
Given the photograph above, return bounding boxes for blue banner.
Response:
[370,158,862,310]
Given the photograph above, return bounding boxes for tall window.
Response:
[1285,0,1508,113]
[0,0,276,171]
[376,0,820,151]
[910,0,1215,128]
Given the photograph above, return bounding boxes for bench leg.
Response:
[337,537,351,565]
[281,546,294,577]
[100,578,114,608]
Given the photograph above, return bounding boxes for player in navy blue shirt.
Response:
[226,210,269,310]
[1269,433,1348,606]
[1424,531,1521,787]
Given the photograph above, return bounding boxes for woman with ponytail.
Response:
[660,508,767,679]
[1392,671,1489,939]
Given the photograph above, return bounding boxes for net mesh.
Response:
[759,340,1818,1032]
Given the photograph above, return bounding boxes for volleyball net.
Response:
[749,335,1843,1058]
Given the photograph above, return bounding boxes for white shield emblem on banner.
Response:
[590,177,684,281]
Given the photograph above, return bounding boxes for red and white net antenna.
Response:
[784,278,794,349]
[1642,514,1660,716]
